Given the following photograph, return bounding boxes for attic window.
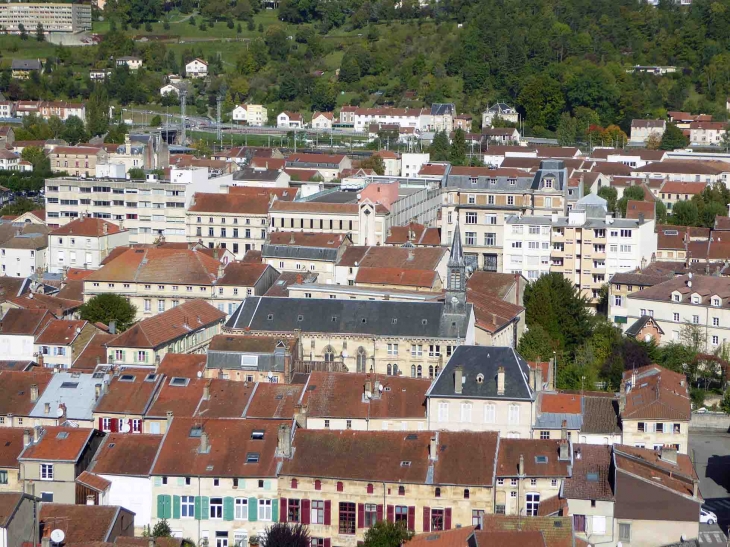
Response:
[170,377,189,387]
[535,456,548,464]
[331,316,337,322]
[384,387,391,392]
[108,443,115,448]
[145,374,156,382]
[400,461,412,467]
[421,319,427,325]
[92,372,105,379]
[392,318,397,324]
[275,394,284,400]
[60,382,78,388]
[405,434,418,440]
[476,374,484,384]
[664,230,678,236]
[297,315,303,322]
[267,314,274,320]
[586,472,599,482]
[246,453,260,463]
[189,426,203,438]
[56,432,69,439]
[251,430,265,440]
[119,374,135,382]
[361,318,367,324]
[206,465,214,471]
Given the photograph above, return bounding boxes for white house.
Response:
[232,104,268,126]
[48,217,129,274]
[0,150,21,171]
[277,111,303,128]
[0,309,54,362]
[482,103,519,128]
[0,226,48,278]
[311,111,334,129]
[159,84,180,97]
[185,58,208,78]
[400,152,430,178]
[630,120,666,144]
[116,57,143,70]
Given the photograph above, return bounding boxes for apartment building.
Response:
[502,216,552,280]
[231,105,269,126]
[39,102,86,122]
[351,107,424,133]
[262,232,351,285]
[48,217,129,273]
[658,181,706,211]
[186,188,296,259]
[629,120,666,144]
[0,223,49,278]
[689,121,728,145]
[441,161,570,272]
[49,146,107,177]
[0,3,91,33]
[45,168,220,243]
[632,161,728,184]
[550,193,656,304]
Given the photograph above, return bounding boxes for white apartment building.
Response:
[400,153,430,178]
[231,104,268,126]
[689,121,727,145]
[0,226,48,278]
[629,120,666,144]
[48,217,129,274]
[0,2,91,33]
[502,216,552,280]
[352,107,423,133]
[45,168,222,244]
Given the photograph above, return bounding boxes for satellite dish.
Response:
[51,530,65,544]
[196,371,203,379]
[378,384,383,392]
[55,407,64,418]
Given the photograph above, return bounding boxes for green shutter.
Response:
[237,479,245,489]
[195,496,202,520]
[201,496,210,520]
[173,495,181,519]
[224,497,234,521]
[272,499,278,522]
[156,495,166,518]
[248,497,258,521]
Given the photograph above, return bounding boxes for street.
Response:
[691,431,730,542]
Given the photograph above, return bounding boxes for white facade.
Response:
[185,59,208,78]
[48,229,129,274]
[311,113,333,129]
[231,105,268,127]
[277,112,303,128]
[117,57,143,70]
[353,109,421,133]
[0,332,34,361]
[502,217,552,280]
[0,152,20,171]
[160,84,180,97]
[99,474,153,529]
[400,153,430,178]
[0,245,45,278]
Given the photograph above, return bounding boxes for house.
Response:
[213,262,280,316]
[116,57,143,70]
[48,217,129,273]
[105,300,227,366]
[0,429,30,492]
[277,111,304,129]
[90,69,112,81]
[38,503,135,543]
[203,334,298,383]
[262,232,351,285]
[578,396,622,446]
[466,271,526,347]
[39,101,86,122]
[0,151,21,171]
[185,58,208,78]
[92,369,165,435]
[483,127,520,143]
[371,150,400,177]
[28,369,112,427]
[160,83,181,97]
[10,59,41,80]
[339,106,357,126]
[629,120,666,144]
[0,309,55,361]
[633,160,727,184]
[312,112,334,130]
[34,319,99,369]
[481,103,519,128]
[232,104,269,126]
[453,115,472,132]
[532,393,582,441]
[425,346,534,438]
[0,369,53,427]
[0,222,49,278]
[88,433,163,529]
[0,492,37,547]
[278,429,499,543]
[689,121,728,145]
[230,167,291,188]
[420,103,456,133]
[49,145,109,177]
[18,426,103,503]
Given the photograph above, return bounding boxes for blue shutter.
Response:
[248,497,258,521]
[201,496,210,520]
[224,497,234,521]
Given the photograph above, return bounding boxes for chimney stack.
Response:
[102,222,108,235]
[693,480,699,498]
[86,494,95,505]
[30,384,38,402]
[203,381,211,401]
[660,445,678,465]
[454,366,463,394]
[200,431,209,454]
[109,320,116,335]
[559,439,570,461]
[518,454,525,477]
[218,263,224,279]
[44,403,50,415]
[294,404,307,429]
[430,434,439,461]
[535,365,543,392]
[277,423,292,458]
[561,419,567,440]
[497,366,505,396]
[33,426,41,443]
[95,383,102,400]
[528,367,535,391]
[166,410,173,428]
[23,429,30,447]
[42,537,50,547]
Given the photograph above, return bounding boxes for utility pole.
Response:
[216,95,222,142]
[180,89,187,146]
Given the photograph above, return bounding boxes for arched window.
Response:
[411,365,416,378]
[393,364,399,376]
[387,364,392,375]
[356,347,367,373]
[429,365,434,378]
[323,346,335,362]
[464,488,470,499]
[417,365,422,378]
[435,365,440,376]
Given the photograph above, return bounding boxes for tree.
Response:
[265,25,289,61]
[616,185,646,217]
[35,23,44,42]
[151,519,172,538]
[646,132,661,150]
[671,200,699,226]
[79,293,137,332]
[150,115,162,127]
[86,87,111,137]
[597,186,618,214]
[311,80,336,112]
[259,523,309,547]
[128,168,145,179]
[60,116,89,145]
[517,324,555,361]
[556,112,577,146]
[680,322,707,355]
[18,24,27,40]
[363,521,414,547]
[660,123,689,150]
[359,154,385,175]
[449,128,467,166]
[428,130,449,161]
[21,146,50,173]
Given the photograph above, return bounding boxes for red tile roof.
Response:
[156,354,206,378]
[189,192,273,215]
[39,504,125,544]
[614,445,698,498]
[620,364,690,421]
[433,431,499,486]
[0,370,53,416]
[497,439,571,477]
[76,470,112,492]
[660,181,707,194]
[195,379,255,418]
[245,383,304,419]
[406,527,476,547]
[217,262,271,287]
[268,232,348,248]
[51,218,123,237]
[540,393,582,414]
[625,200,656,220]
[0,309,54,335]
[90,433,162,476]
[479,516,576,547]
[0,493,25,527]
[19,426,95,462]
[419,164,448,176]
[355,267,437,288]
[72,332,116,370]
[94,371,163,415]
[338,246,446,270]
[563,444,614,501]
[385,222,441,246]
[107,300,225,349]
[473,531,547,547]
[35,320,87,345]
[249,157,287,171]
[145,377,206,418]
[0,428,27,468]
[66,268,96,281]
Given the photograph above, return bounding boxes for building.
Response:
[49,146,109,178]
[34,319,99,370]
[278,429,499,544]
[689,121,728,145]
[632,161,727,184]
[284,154,352,182]
[481,104,519,128]
[230,168,291,188]
[0,3,90,33]
[0,150,21,171]
[91,369,164,435]
[0,309,55,362]
[39,101,85,123]
[351,107,423,133]
[312,112,334,130]
[48,217,129,273]
[401,153,431,178]
[425,346,534,438]
[0,429,29,492]
[338,106,356,126]
[629,120,666,144]
[214,262,279,316]
[502,216,552,280]
[384,222,440,247]
[277,111,304,128]
[231,105,269,127]
[28,369,112,427]
[116,57,143,70]
[18,426,103,503]
[578,396,622,446]
[204,334,298,383]
[38,503,135,543]
[185,58,208,78]
[0,223,49,278]
[105,300,227,366]
[0,492,37,547]
[420,103,456,133]
[263,232,352,285]
[0,369,53,427]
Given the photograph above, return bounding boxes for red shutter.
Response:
[324,500,331,525]
[324,540,331,547]
[358,503,365,529]
[386,505,394,523]
[444,508,452,530]
[110,418,118,433]
[280,498,287,522]
[315,480,321,491]
[337,481,343,492]
[301,499,310,525]
[423,507,430,532]
[291,478,298,489]
[97,417,104,430]
[407,506,415,531]
[376,504,383,523]
[367,483,374,494]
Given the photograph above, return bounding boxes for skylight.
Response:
[119,374,135,382]
[246,453,260,463]
[251,430,265,440]
[60,382,79,389]
[535,456,548,464]
[170,377,189,387]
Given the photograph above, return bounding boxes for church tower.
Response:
[445,222,466,313]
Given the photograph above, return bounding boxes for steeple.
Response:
[445,223,466,312]
[448,221,465,269]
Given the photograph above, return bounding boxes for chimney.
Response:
[497,366,505,396]
[42,537,50,547]
[102,222,108,235]
[203,380,211,401]
[430,434,439,461]
[30,384,38,402]
[638,212,645,225]
[149,539,156,547]
[166,410,173,428]
[44,403,50,415]
[548,357,555,390]
[294,404,307,429]
[277,423,292,458]
[296,274,303,284]
[561,419,567,440]
[95,383,102,400]
[33,426,41,443]
[364,380,372,397]
[289,233,295,244]
[199,431,209,454]
[454,365,463,394]
[518,454,525,477]
[86,494,95,505]
[528,367,535,390]
[58,403,66,422]
[23,429,30,447]
[693,480,699,498]
[217,263,224,279]
[575,447,582,460]
[109,320,116,335]
[407,250,415,262]
[660,445,678,465]
[37,354,43,368]
[535,365,543,392]
[559,439,570,461]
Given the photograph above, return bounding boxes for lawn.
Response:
[0,36,60,61]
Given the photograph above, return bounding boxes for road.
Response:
[691,431,730,543]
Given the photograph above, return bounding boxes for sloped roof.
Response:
[51,218,124,237]
[86,248,222,284]
[19,426,95,462]
[0,308,54,335]
[497,439,571,478]
[90,433,162,477]
[563,444,614,501]
[621,364,690,421]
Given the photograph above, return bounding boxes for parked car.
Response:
[700,508,717,525]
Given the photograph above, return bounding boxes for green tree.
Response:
[517,324,555,361]
[359,154,385,175]
[660,123,689,150]
[79,293,137,332]
[18,23,27,40]
[556,112,577,146]
[86,87,110,137]
[35,23,44,41]
[720,390,730,414]
[128,168,145,179]
[150,115,162,127]
[60,116,89,145]
[311,80,336,113]
[21,146,50,173]
[616,185,646,217]
[449,128,467,165]
[151,519,172,538]
[363,521,414,547]
[265,25,289,61]
[597,186,618,214]
[428,130,449,161]
[671,200,700,226]
[260,523,309,547]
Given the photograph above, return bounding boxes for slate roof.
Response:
[11,59,41,70]
[625,315,664,337]
[226,297,471,340]
[262,232,348,261]
[427,346,533,401]
[581,396,622,435]
[562,444,614,501]
[29,371,110,421]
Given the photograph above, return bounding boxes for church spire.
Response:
[449,222,465,268]
[445,223,466,312]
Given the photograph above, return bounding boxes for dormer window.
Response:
[488,178,497,185]
[672,293,681,302]
[692,295,700,304]
[508,178,516,185]
[712,297,721,307]
[469,177,478,185]
[543,177,554,189]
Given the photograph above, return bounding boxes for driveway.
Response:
[691,431,730,540]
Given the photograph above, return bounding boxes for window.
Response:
[508,404,519,425]
[465,212,477,224]
[210,498,223,519]
[438,402,449,422]
[574,515,586,533]
[467,194,476,204]
[102,417,112,432]
[507,196,515,205]
[258,499,272,521]
[484,233,496,246]
[472,510,484,529]
[525,493,540,516]
[339,502,356,535]
[311,500,325,524]
[387,343,398,355]
[530,478,537,486]
[465,232,476,246]
[714,317,720,326]
[40,464,53,480]
[182,496,195,518]
[484,404,496,424]
[614,296,622,307]
[0,471,6,485]
[511,479,518,486]
[485,214,497,225]
[364,504,377,527]
[287,499,300,522]
[619,523,631,542]
[460,402,472,423]
[674,313,680,322]
[411,344,423,356]
[713,298,721,307]
[431,509,444,531]
[692,315,699,324]
[551,479,558,487]
[540,431,550,440]
[395,505,408,525]
[638,422,645,432]
[713,335,719,345]
[593,516,606,535]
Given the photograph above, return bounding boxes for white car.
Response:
[701,508,717,525]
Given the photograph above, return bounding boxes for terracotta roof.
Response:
[195,379,255,418]
[50,218,123,237]
[286,152,344,164]
[528,362,550,381]
[625,200,655,220]
[714,216,730,231]
[264,272,303,297]
[536,495,568,517]
[283,168,321,182]
[467,291,524,333]
[419,164,448,176]
[540,393,582,414]
[535,147,580,158]
[76,470,111,492]
[385,222,441,246]
[90,433,162,476]
[562,444,614,501]
[0,428,27,468]
[614,445,698,499]
[35,320,87,345]
[66,268,96,281]
[8,293,82,317]
[189,192,272,215]
[581,397,621,435]
[248,157,287,171]
[217,262,271,287]
[242,250,263,263]
[86,248,222,284]
[479,516,576,547]
[0,309,54,335]
[660,180,707,194]
[268,232,347,248]
[115,539,184,547]
[338,246,446,270]
[107,300,225,349]
[639,161,726,175]
[51,146,105,156]
[689,121,727,130]
[497,439,571,477]
[208,334,296,353]
[245,383,303,419]
[151,417,282,477]
[94,370,163,415]
[0,370,53,416]
[39,504,123,544]
[156,353,207,378]
[591,162,632,176]
[355,267,437,288]
[433,431,499,486]
[145,377,206,418]
[473,531,546,547]
[304,371,429,420]
[406,527,476,547]
[72,332,116,370]
[19,426,95,462]
[620,364,690,421]
[0,493,24,527]
[466,271,518,301]
[610,270,670,287]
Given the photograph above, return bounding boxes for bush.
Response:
[691,387,706,409]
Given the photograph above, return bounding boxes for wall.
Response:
[305,417,427,431]
[425,397,533,438]
[21,461,76,503]
[567,498,615,545]
[620,518,699,547]
[621,419,689,454]
[5,495,36,547]
[689,411,730,431]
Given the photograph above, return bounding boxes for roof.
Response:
[625,200,656,220]
[625,315,664,337]
[496,439,571,477]
[562,444,614,501]
[638,161,725,175]
[406,527,477,547]
[11,59,41,70]
[468,291,524,334]
[614,445,699,499]
[208,334,296,354]
[466,272,517,300]
[76,470,112,492]
[50,218,123,237]
[0,370,53,416]
[52,146,106,156]
[94,370,163,415]
[427,346,533,401]
[304,371,429,420]
[338,246,446,270]
[245,383,304,419]
[610,270,670,287]
[355,267,437,288]
[632,119,666,128]
[479,516,576,547]
[540,393,582,414]
[621,364,691,421]
[29,370,110,421]
[195,379,255,418]
[156,353,206,378]
[433,431,499,486]
[86,248,222,285]
[385,222,441,246]
[144,377,206,418]
[39,504,124,544]
[72,332,116,370]
[107,300,225,349]
[227,297,471,340]
[581,396,622,434]
[0,308,54,335]
[0,428,27,468]
[0,493,25,528]
[19,426,95,462]
[217,262,271,287]
[89,433,162,476]
[660,181,707,194]
[35,320,87,346]
[151,417,282,477]
[473,531,546,547]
